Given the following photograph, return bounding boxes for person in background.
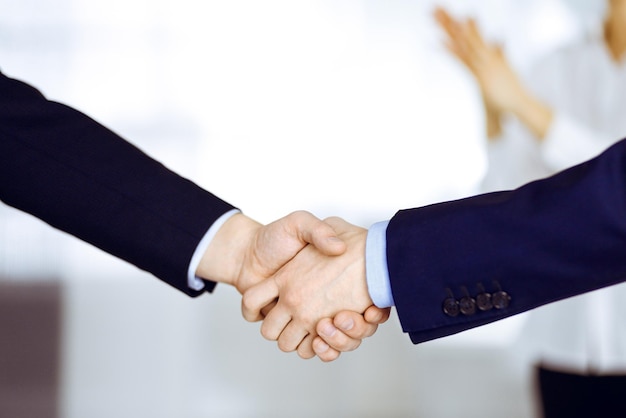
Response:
[434,2,626,416]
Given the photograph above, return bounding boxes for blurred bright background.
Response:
[0,0,606,417]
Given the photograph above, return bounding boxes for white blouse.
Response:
[481,32,626,373]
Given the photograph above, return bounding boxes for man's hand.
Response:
[310,306,391,362]
[242,217,374,357]
[198,212,385,361]
[196,211,346,293]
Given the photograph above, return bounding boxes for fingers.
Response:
[433,7,494,75]
[288,211,346,256]
[275,319,310,352]
[248,214,368,360]
[312,336,341,362]
[462,19,492,70]
[312,307,390,360]
[296,334,317,359]
[243,211,346,292]
[260,299,277,318]
[246,281,310,352]
[466,18,485,49]
[335,309,378,339]
[434,9,473,68]
[317,316,364,352]
[259,304,293,341]
[316,311,382,358]
[433,7,455,33]
[241,278,280,322]
[364,306,391,325]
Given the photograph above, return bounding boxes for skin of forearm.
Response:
[510,91,554,140]
[484,99,503,140]
[196,213,261,288]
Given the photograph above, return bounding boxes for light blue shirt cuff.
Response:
[187,209,241,291]
[365,220,394,308]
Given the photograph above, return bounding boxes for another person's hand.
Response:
[434,7,527,115]
[434,7,553,139]
[242,217,373,357]
[311,306,391,362]
[262,304,390,362]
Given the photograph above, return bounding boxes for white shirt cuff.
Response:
[187,209,241,291]
[365,220,394,308]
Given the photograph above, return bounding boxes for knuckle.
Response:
[283,292,302,309]
[299,311,317,329]
[345,340,362,352]
[242,313,256,323]
[241,293,255,311]
[363,324,378,338]
[291,210,312,223]
[297,347,315,360]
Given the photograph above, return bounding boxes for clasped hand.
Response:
[199,211,389,362]
[243,216,383,360]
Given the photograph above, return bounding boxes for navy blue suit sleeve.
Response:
[387,139,626,343]
[0,72,236,296]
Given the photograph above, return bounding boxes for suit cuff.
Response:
[187,209,241,291]
[365,220,395,308]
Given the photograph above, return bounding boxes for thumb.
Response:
[364,306,391,324]
[288,211,346,256]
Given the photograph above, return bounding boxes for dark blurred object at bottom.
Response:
[537,364,626,418]
[0,280,62,418]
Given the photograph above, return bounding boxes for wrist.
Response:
[196,213,261,287]
[511,92,553,139]
[506,85,532,117]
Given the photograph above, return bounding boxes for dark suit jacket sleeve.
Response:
[387,138,626,344]
[0,71,236,296]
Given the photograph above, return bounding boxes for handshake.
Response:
[197,211,391,362]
